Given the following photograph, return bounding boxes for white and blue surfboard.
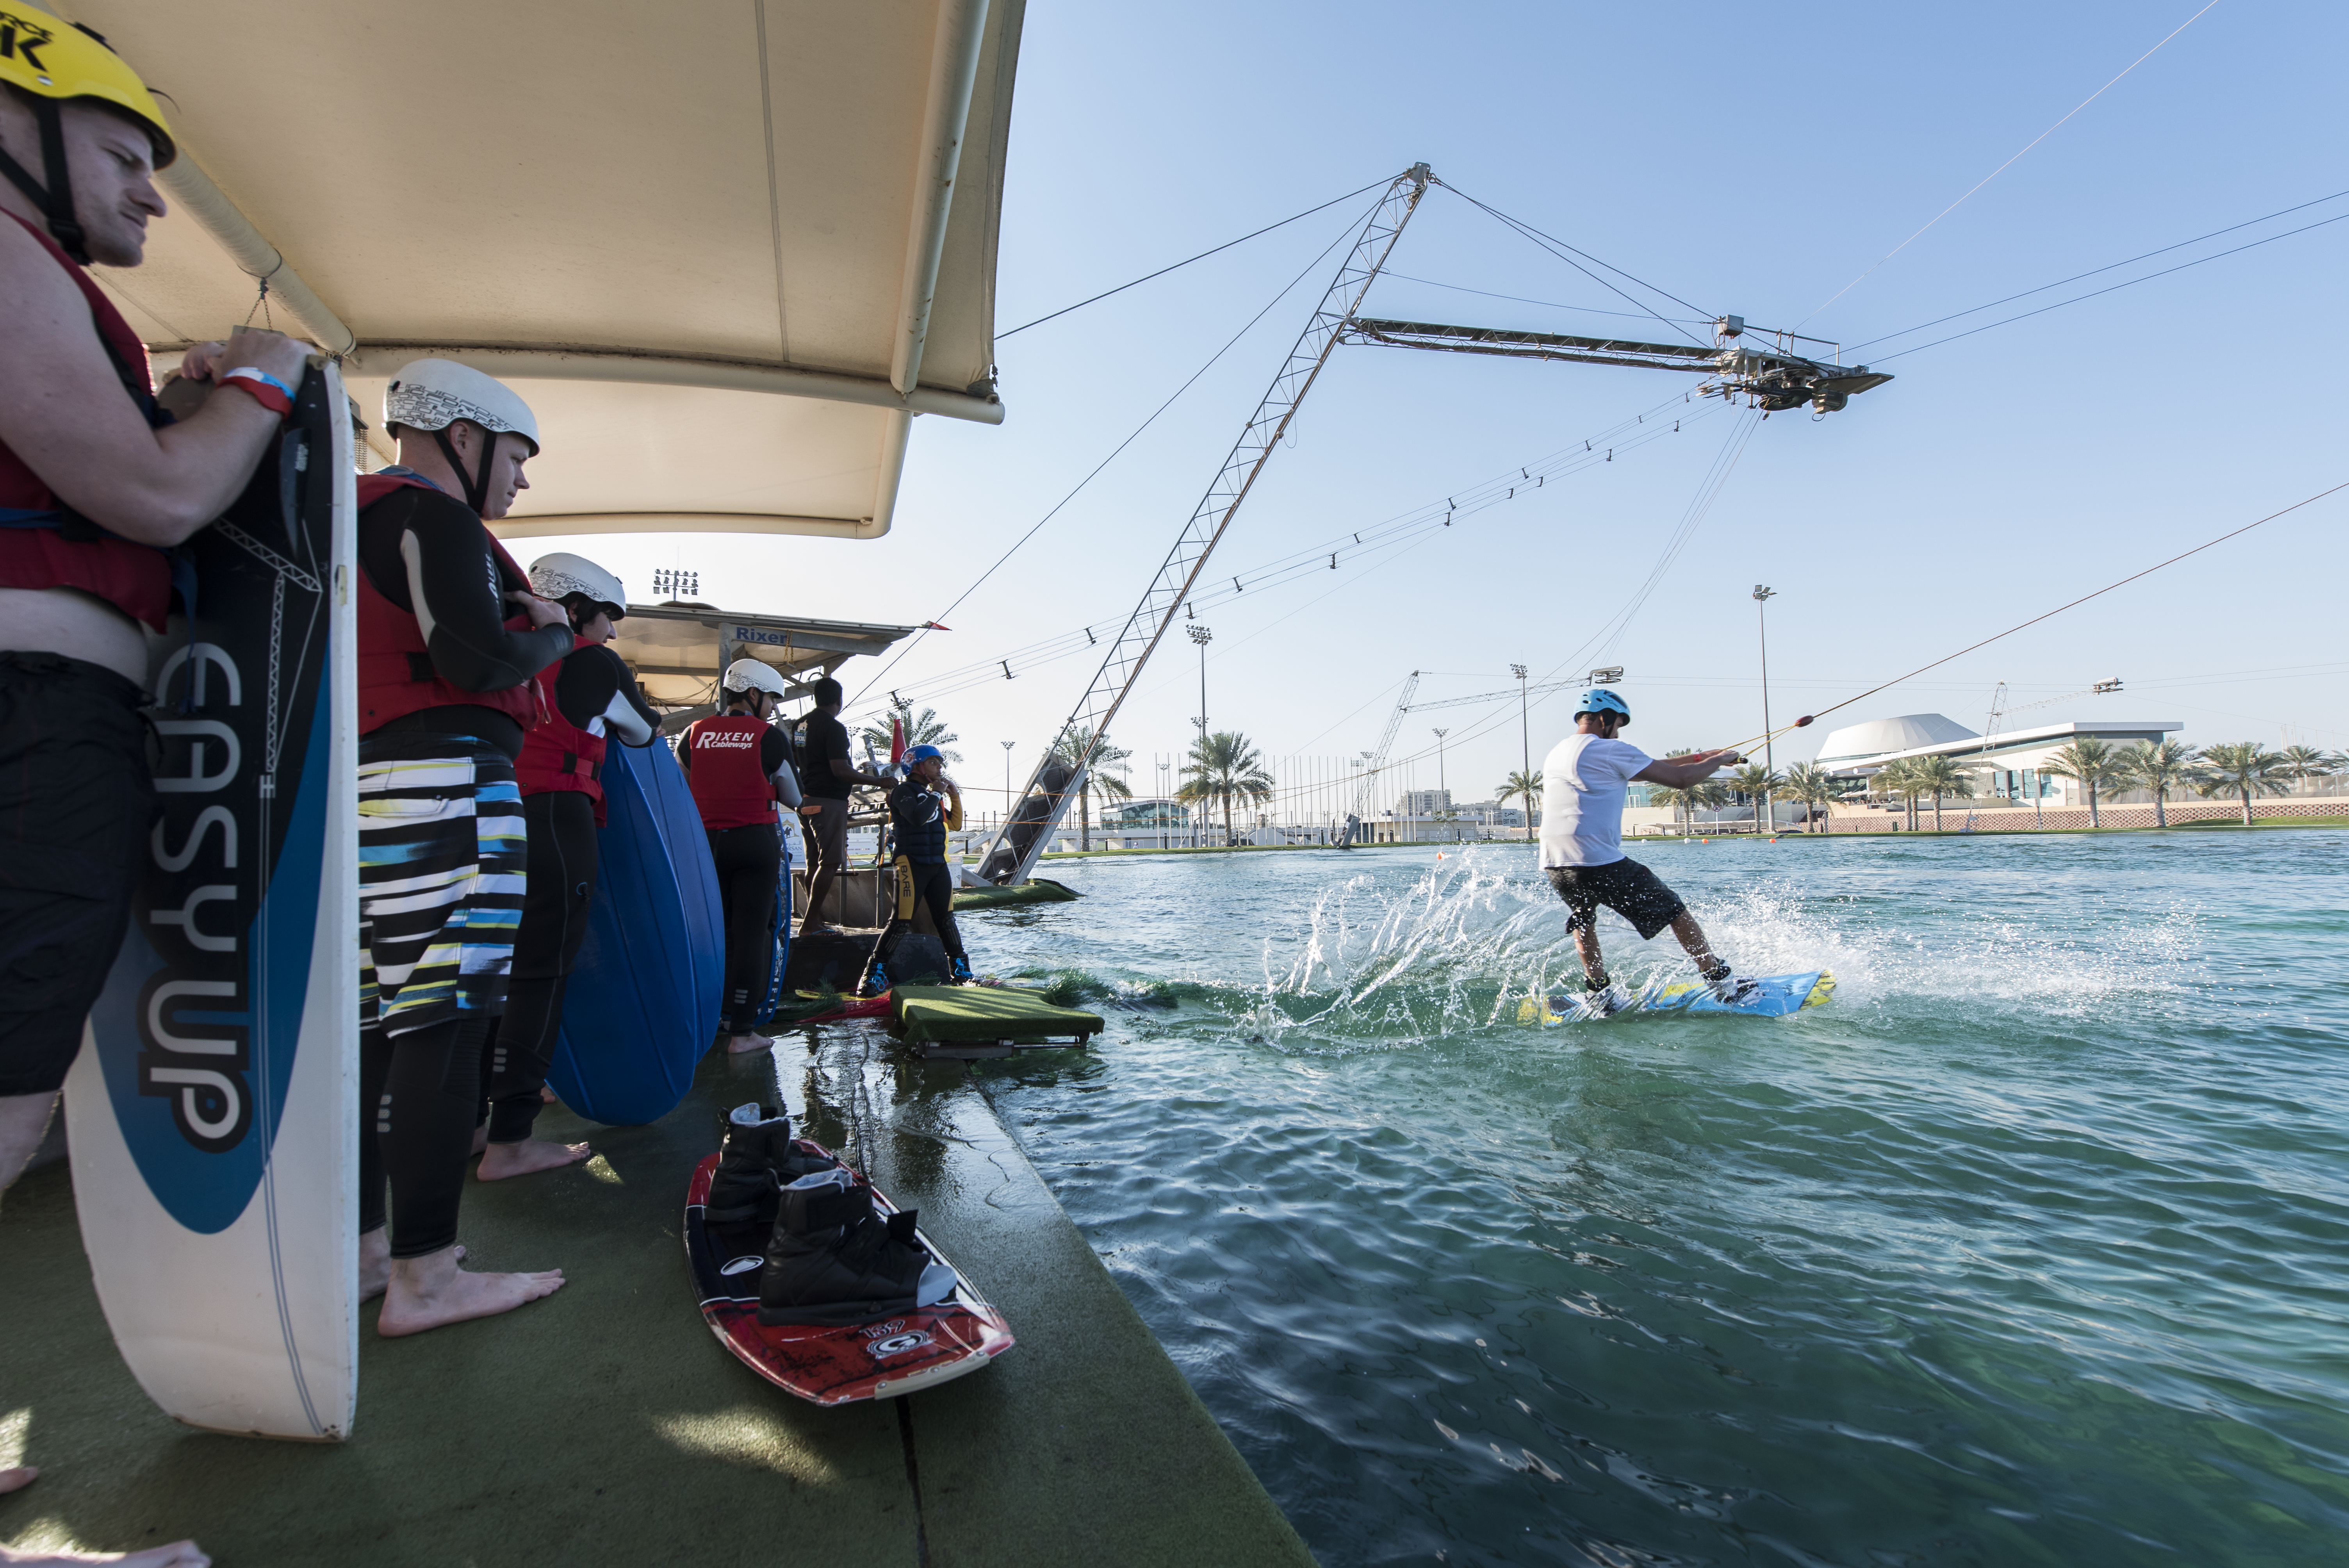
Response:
[65,360,359,1440]
[1519,971,1836,1025]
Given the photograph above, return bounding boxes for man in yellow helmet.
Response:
[0,22,303,1565]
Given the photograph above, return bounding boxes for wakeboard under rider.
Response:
[1539,688,1760,1015]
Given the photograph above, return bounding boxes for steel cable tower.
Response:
[978,163,1435,883]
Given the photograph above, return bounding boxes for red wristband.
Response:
[218,366,295,419]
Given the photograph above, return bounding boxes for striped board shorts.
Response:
[358,734,527,1039]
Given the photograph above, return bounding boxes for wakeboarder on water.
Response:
[353,360,574,1333]
[1540,689,1758,1014]
[0,22,310,1565]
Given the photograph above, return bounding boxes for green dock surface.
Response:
[0,1030,1312,1566]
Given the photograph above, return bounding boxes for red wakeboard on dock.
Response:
[684,1144,1013,1404]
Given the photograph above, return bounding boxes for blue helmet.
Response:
[1577,688,1631,726]
[902,743,945,770]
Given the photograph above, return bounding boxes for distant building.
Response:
[1811,713,2183,810]
[1398,788,1453,815]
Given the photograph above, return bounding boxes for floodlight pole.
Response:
[1511,663,1531,844]
[1754,585,1776,832]
[1188,623,1212,741]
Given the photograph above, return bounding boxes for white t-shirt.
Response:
[1538,733,1652,868]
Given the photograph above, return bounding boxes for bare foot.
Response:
[375,1244,562,1337]
[539,1085,557,1103]
[470,1124,489,1156]
[0,1466,35,1496]
[727,1032,776,1055]
[0,1540,212,1565]
[359,1229,461,1302]
[475,1137,590,1181]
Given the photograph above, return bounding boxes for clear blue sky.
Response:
[581,1,2349,811]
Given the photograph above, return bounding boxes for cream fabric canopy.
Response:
[59,0,1025,539]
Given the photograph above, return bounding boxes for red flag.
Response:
[889,714,905,768]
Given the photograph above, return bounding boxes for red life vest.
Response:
[354,471,553,734]
[684,713,777,830]
[0,210,174,631]
[513,657,608,821]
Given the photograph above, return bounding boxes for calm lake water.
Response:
[962,831,2349,1567]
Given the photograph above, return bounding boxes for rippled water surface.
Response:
[960,832,2349,1566]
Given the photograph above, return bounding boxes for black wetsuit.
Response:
[885,777,964,961]
[480,644,658,1142]
[356,481,570,1258]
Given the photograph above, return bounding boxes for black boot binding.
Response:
[756,1168,955,1326]
[706,1103,836,1227]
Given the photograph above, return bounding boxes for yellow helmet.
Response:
[0,12,175,263]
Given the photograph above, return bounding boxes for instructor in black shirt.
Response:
[797,677,889,932]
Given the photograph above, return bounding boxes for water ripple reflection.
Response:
[967,836,2349,1565]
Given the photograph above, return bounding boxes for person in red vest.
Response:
[355,358,576,1336]
[0,25,309,1558]
[474,552,658,1180]
[679,659,803,1053]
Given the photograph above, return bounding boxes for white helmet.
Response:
[383,358,540,453]
[385,358,540,517]
[529,552,626,621]
[722,658,788,698]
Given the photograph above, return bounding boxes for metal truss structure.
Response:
[1337,671,1420,847]
[1340,317,1893,413]
[975,165,1435,885]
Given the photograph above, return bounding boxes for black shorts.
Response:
[0,652,154,1097]
[1544,857,1686,941]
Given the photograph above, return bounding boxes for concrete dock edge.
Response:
[1,1026,1314,1566]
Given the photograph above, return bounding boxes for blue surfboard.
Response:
[550,738,724,1124]
[1519,971,1834,1025]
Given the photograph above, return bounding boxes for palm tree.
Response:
[860,702,961,764]
[2196,741,2291,826]
[1650,779,1727,834]
[1782,761,1835,832]
[2041,739,2130,829]
[1871,758,1923,830]
[1051,725,1132,850]
[1729,761,1784,832]
[1497,769,1542,842]
[1909,755,1975,831]
[2278,745,2337,791]
[2121,739,2201,828]
[1178,730,1276,845]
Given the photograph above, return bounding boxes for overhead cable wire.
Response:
[1842,184,2349,354]
[862,387,1713,706]
[1796,0,2225,327]
[846,205,1371,707]
[1432,180,1715,346]
[1866,208,2349,364]
[996,177,1390,338]
[1217,413,1775,809]
[1720,478,2349,754]
[851,388,1725,718]
[1379,271,1711,327]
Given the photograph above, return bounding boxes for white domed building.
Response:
[1812,711,2183,820]
[1813,713,1981,766]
